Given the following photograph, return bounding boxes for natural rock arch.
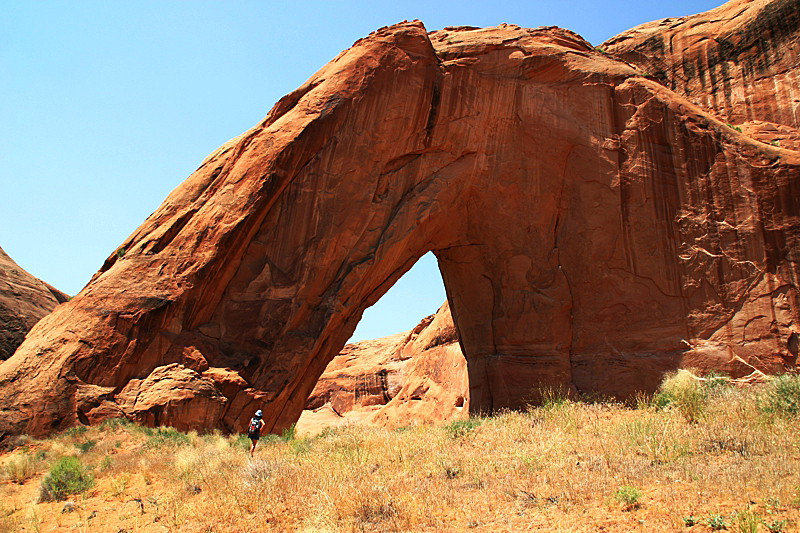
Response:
[1,16,799,438]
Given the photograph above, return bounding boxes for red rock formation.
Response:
[0,246,68,360]
[297,302,467,436]
[602,0,800,131]
[1,2,799,439]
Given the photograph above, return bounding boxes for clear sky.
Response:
[2,0,722,342]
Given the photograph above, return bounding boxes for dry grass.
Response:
[1,373,799,532]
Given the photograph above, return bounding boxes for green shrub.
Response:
[765,518,787,532]
[62,426,88,438]
[38,456,94,502]
[707,511,728,530]
[759,373,800,418]
[613,486,642,508]
[281,423,297,441]
[653,370,707,423]
[230,434,251,450]
[444,417,483,439]
[144,427,191,449]
[100,417,132,431]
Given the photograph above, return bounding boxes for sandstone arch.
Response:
[1,16,799,438]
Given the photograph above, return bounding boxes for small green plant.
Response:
[230,434,251,450]
[62,426,88,438]
[707,511,728,530]
[727,123,743,133]
[765,518,786,533]
[38,456,95,502]
[770,140,780,147]
[281,423,297,441]
[115,247,126,258]
[613,485,642,508]
[735,509,760,533]
[98,455,112,471]
[100,417,131,431]
[77,439,96,453]
[445,417,483,439]
[595,46,607,54]
[143,427,191,449]
[683,515,699,526]
[759,373,800,418]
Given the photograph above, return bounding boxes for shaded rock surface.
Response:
[1,0,799,439]
[297,302,467,436]
[0,246,68,361]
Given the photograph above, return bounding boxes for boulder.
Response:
[1,2,799,439]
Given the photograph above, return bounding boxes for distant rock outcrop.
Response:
[297,302,467,435]
[1,0,799,439]
[0,246,68,360]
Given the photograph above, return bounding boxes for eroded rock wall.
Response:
[1,3,798,439]
[603,0,800,130]
[0,246,68,361]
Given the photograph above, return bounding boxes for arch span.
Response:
[1,21,799,438]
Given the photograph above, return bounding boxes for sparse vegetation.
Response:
[37,456,94,502]
[1,374,799,531]
[613,485,642,509]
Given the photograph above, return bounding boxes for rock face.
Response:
[1,0,799,439]
[603,0,800,142]
[0,246,68,361]
[297,302,467,436]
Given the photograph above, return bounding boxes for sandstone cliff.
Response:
[603,0,800,138]
[0,246,68,361]
[1,0,798,439]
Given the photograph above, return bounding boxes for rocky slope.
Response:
[1,0,799,439]
[0,246,68,361]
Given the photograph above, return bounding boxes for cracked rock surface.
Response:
[1,1,799,438]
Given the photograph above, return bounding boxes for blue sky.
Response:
[1,0,722,341]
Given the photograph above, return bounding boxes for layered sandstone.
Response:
[1,0,799,439]
[297,302,467,436]
[0,246,68,361]
[603,0,800,131]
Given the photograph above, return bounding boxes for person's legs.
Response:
[250,438,257,457]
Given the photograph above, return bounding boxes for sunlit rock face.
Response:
[603,0,800,138]
[297,302,467,436]
[0,246,68,361]
[1,0,799,439]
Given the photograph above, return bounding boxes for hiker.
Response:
[247,409,265,457]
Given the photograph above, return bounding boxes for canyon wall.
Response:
[1,0,798,438]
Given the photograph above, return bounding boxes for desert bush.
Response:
[99,417,132,431]
[759,373,800,418]
[444,417,483,439]
[38,456,95,502]
[143,427,192,449]
[5,454,36,484]
[653,369,707,423]
[613,485,642,507]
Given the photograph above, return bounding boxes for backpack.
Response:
[248,417,261,435]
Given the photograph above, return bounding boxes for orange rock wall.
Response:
[1,1,799,439]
